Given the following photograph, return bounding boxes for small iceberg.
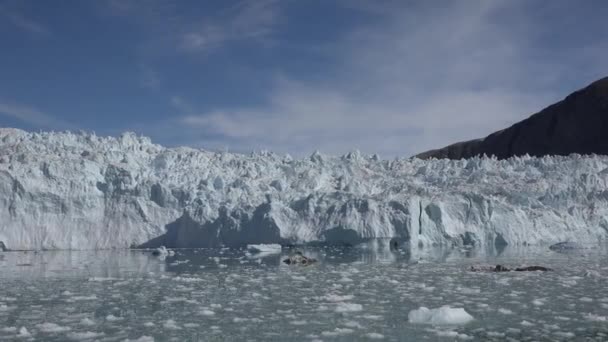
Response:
[16,327,31,338]
[247,244,282,254]
[408,306,474,325]
[152,246,174,259]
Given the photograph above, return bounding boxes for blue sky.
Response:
[1,0,607,156]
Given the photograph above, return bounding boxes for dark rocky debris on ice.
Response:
[283,251,317,266]
[470,264,552,272]
[549,241,589,251]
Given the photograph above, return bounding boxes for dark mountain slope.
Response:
[416,76,608,159]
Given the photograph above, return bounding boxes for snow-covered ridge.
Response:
[1,127,607,250]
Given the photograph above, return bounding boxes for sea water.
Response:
[1,245,607,341]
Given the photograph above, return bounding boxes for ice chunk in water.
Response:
[247,244,282,254]
[17,327,31,338]
[408,306,474,325]
[36,322,71,333]
[335,303,363,313]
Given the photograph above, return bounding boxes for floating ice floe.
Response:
[247,244,282,254]
[66,331,104,340]
[124,336,155,342]
[365,333,385,339]
[36,322,71,333]
[152,246,174,259]
[583,270,602,278]
[583,313,608,322]
[335,302,363,313]
[408,306,474,325]
[16,327,31,338]
[105,314,123,322]
[80,318,95,326]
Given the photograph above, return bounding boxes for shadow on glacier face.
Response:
[138,202,412,250]
[139,203,288,249]
[318,226,366,246]
[137,199,516,260]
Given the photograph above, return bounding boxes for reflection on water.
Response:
[0,250,165,279]
[1,243,608,341]
[1,243,602,279]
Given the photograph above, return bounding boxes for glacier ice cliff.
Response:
[1,128,608,250]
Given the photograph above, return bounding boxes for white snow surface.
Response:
[408,306,474,325]
[1,127,608,250]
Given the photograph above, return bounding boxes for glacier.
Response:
[1,127,608,251]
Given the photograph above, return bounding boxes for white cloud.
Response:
[103,0,273,55]
[173,79,545,156]
[139,64,160,90]
[0,7,51,36]
[179,0,280,52]
[171,1,570,156]
[0,101,68,128]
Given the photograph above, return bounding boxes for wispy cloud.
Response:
[171,1,582,156]
[106,0,134,14]
[0,6,51,36]
[172,81,543,156]
[104,0,280,54]
[104,0,178,21]
[0,101,70,129]
[100,0,607,157]
[138,64,160,90]
[178,0,280,53]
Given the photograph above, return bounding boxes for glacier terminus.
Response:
[1,127,607,251]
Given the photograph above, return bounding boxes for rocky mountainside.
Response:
[416,77,608,160]
[1,128,608,250]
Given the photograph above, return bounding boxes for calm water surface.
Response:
[1,244,608,341]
